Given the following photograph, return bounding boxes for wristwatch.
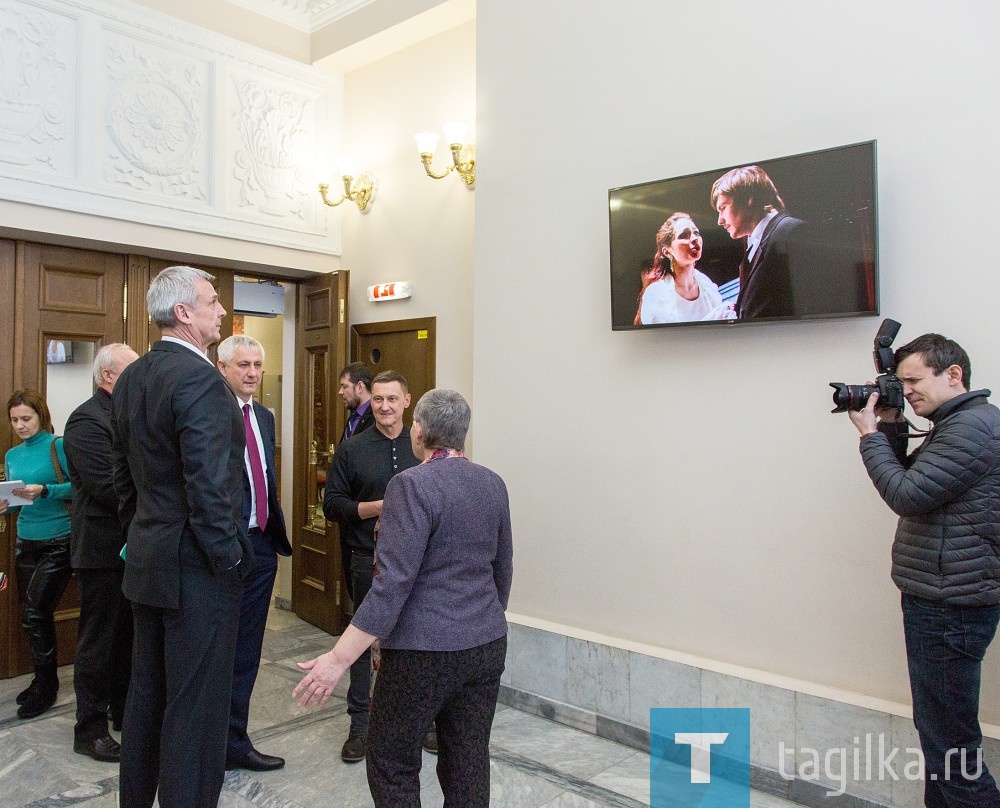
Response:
[40,485,49,499]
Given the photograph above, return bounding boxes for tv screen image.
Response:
[609,141,878,330]
[46,340,74,364]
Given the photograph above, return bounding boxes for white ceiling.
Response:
[225,0,376,33]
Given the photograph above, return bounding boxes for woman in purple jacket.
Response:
[295,388,513,807]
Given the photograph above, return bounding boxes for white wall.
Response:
[337,21,476,399]
[475,0,1000,721]
[47,342,96,435]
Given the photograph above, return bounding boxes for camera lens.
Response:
[830,382,873,413]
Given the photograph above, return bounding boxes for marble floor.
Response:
[0,607,802,807]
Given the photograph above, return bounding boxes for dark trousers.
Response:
[902,593,1000,807]
[73,567,132,741]
[367,635,506,808]
[119,559,243,808]
[227,528,278,757]
[347,551,374,736]
[15,537,72,671]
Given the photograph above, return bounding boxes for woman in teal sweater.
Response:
[1,389,73,719]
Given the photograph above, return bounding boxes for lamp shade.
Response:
[414,131,440,155]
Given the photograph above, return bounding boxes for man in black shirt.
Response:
[324,370,420,762]
[336,362,375,603]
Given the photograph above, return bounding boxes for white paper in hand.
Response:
[0,481,34,507]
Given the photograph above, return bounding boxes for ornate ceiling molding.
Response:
[224,0,376,33]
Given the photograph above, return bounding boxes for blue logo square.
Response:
[650,708,750,808]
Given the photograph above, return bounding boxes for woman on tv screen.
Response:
[634,212,735,325]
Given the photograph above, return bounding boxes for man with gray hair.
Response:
[112,266,250,808]
[216,334,291,772]
[64,343,138,763]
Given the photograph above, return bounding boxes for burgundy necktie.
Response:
[243,403,268,531]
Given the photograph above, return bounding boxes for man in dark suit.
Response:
[336,362,374,602]
[64,342,139,763]
[339,362,374,445]
[112,266,250,808]
[216,334,291,772]
[711,165,805,320]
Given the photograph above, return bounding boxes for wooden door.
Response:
[2,242,126,676]
[292,271,350,634]
[0,241,17,678]
[351,317,437,425]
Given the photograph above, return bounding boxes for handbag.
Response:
[48,436,73,514]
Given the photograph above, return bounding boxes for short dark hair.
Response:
[371,370,408,394]
[7,389,54,434]
[413,389,471,451]
[339,362,373,391]
[895,333,971,390]
[710,165,785,213]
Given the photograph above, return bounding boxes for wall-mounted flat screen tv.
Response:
[609,141,878,330]
[46,339,74,364]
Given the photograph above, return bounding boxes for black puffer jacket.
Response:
[860,389,1000,605]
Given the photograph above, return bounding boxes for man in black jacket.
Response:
[64,342,138,762]
[336,362,375,603]
[339,362,375,445]
[324,370,420,762]
[849,333,1000,807]
[112,266,250,808]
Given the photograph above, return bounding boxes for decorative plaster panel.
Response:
[0,0,343,255]
[0,0,77,175]
[102,29,211,202]
[230,71,318,224]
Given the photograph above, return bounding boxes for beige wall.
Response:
[336,21,476,401]
[474,0,1000,722]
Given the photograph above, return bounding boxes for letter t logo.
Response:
[674,732,730,783]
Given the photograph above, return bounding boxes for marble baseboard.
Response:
[498,685,897,808]
[502,621,934,808]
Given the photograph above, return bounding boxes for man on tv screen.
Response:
[711,165,804,320]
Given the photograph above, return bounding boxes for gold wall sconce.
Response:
[317,158,376,212]
[414,121,475,186]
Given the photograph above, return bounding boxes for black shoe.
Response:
[74,734,121,762]
[16,677,40,706]
[422,727,439,754]
[17,686,57,720]
[225,748,285,772]
[341,735,366,763]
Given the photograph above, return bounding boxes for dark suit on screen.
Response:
[736,211,805,320]
[64,389,132,743]
[227,399,291,761]
[112,339,251,808]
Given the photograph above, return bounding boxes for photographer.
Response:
[849,333,1000,807]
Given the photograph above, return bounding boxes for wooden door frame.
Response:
[351,316,437,383]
